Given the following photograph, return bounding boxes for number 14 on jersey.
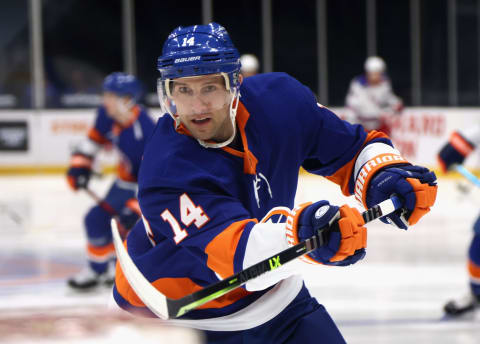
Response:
[160,193,209,244]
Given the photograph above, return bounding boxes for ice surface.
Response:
[0,174,479,343]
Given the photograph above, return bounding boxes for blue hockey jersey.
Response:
[87,105,154,182]
[113,73,400,330]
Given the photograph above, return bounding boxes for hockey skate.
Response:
[67,261,115,290]
[444,292,480,317]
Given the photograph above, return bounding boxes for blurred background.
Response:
[1,1,480,343]
[0,0,479,171]
[1,0,480,109]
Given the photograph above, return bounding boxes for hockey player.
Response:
[240,54,259,77]
[345,56,403,135]
[66,72,155,290]
[438,127,480,316]
[113,23,437,343]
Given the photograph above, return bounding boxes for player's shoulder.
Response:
[353,75,368,86]
[241,73,316,115]
[94,105,114,126]
[241,72,305,95]
[96,105,108,118]
[136,105,156,125]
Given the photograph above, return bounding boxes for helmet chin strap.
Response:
[197,88,240,149]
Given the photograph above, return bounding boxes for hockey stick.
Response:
[453,164,480,188]
[84,188,129,239]
[112,196,403,320]
[0,202,23,225]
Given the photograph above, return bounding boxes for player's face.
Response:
[103,92,133,124]
[367,71,382,85]
[170,74,233,142]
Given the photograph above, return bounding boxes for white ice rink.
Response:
[0,174,479,343]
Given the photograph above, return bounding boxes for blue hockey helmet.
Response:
[103,72,142,102]
[157,23,241,90]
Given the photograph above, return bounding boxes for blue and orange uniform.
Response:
[113,23,437,343]
[68,103,155,278]
[114,73,413,340]
[439,127,480,315]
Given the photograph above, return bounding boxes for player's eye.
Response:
[177,86,191,95]
[202,85,217,93]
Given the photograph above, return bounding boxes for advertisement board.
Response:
[0,108,478,172]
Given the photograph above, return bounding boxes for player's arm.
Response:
[438,126,480,172]
[297,82,437,230]
[139,189,271,285]
[66,108,110,191]
[137,184,371,293]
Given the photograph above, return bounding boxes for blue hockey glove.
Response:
[67,153,93,191]
[438,132,475,173]
[366,164,437,230]
[286,201,367,266]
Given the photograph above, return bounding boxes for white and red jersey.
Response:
[345,74,402,131]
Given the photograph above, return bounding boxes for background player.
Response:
[438,126,480,316]
[240,53,259,77]
[66,72,154,290]
[113,23,437,343]
[345,56,403,136]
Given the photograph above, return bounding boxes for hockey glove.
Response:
[66,153,93,191]
[118,198,141,230]
[438,132,475,173]
[366,165,437,230]
[286,201,367,266]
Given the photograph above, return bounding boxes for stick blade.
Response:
[111,219,170,320]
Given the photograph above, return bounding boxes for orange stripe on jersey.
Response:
[260,207,292,223]
[88,127,110,144]
[174,101,258,175]
[326,130,389,196]
[468,259,480,279]
[115,242,251,310]
[218,102,259,175]
[450,132,474,157]
[205,218,258,279]
[115,243,145,308]
[230,101,258,175]
[87,242,115,261]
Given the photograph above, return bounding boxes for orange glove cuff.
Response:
[285,202,320,265]
[406,178,438,225]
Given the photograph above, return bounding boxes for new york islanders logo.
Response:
[252,172,273,208]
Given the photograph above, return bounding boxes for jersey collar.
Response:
[175,101,258,175]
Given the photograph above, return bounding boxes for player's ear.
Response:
[238,73,244,85]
